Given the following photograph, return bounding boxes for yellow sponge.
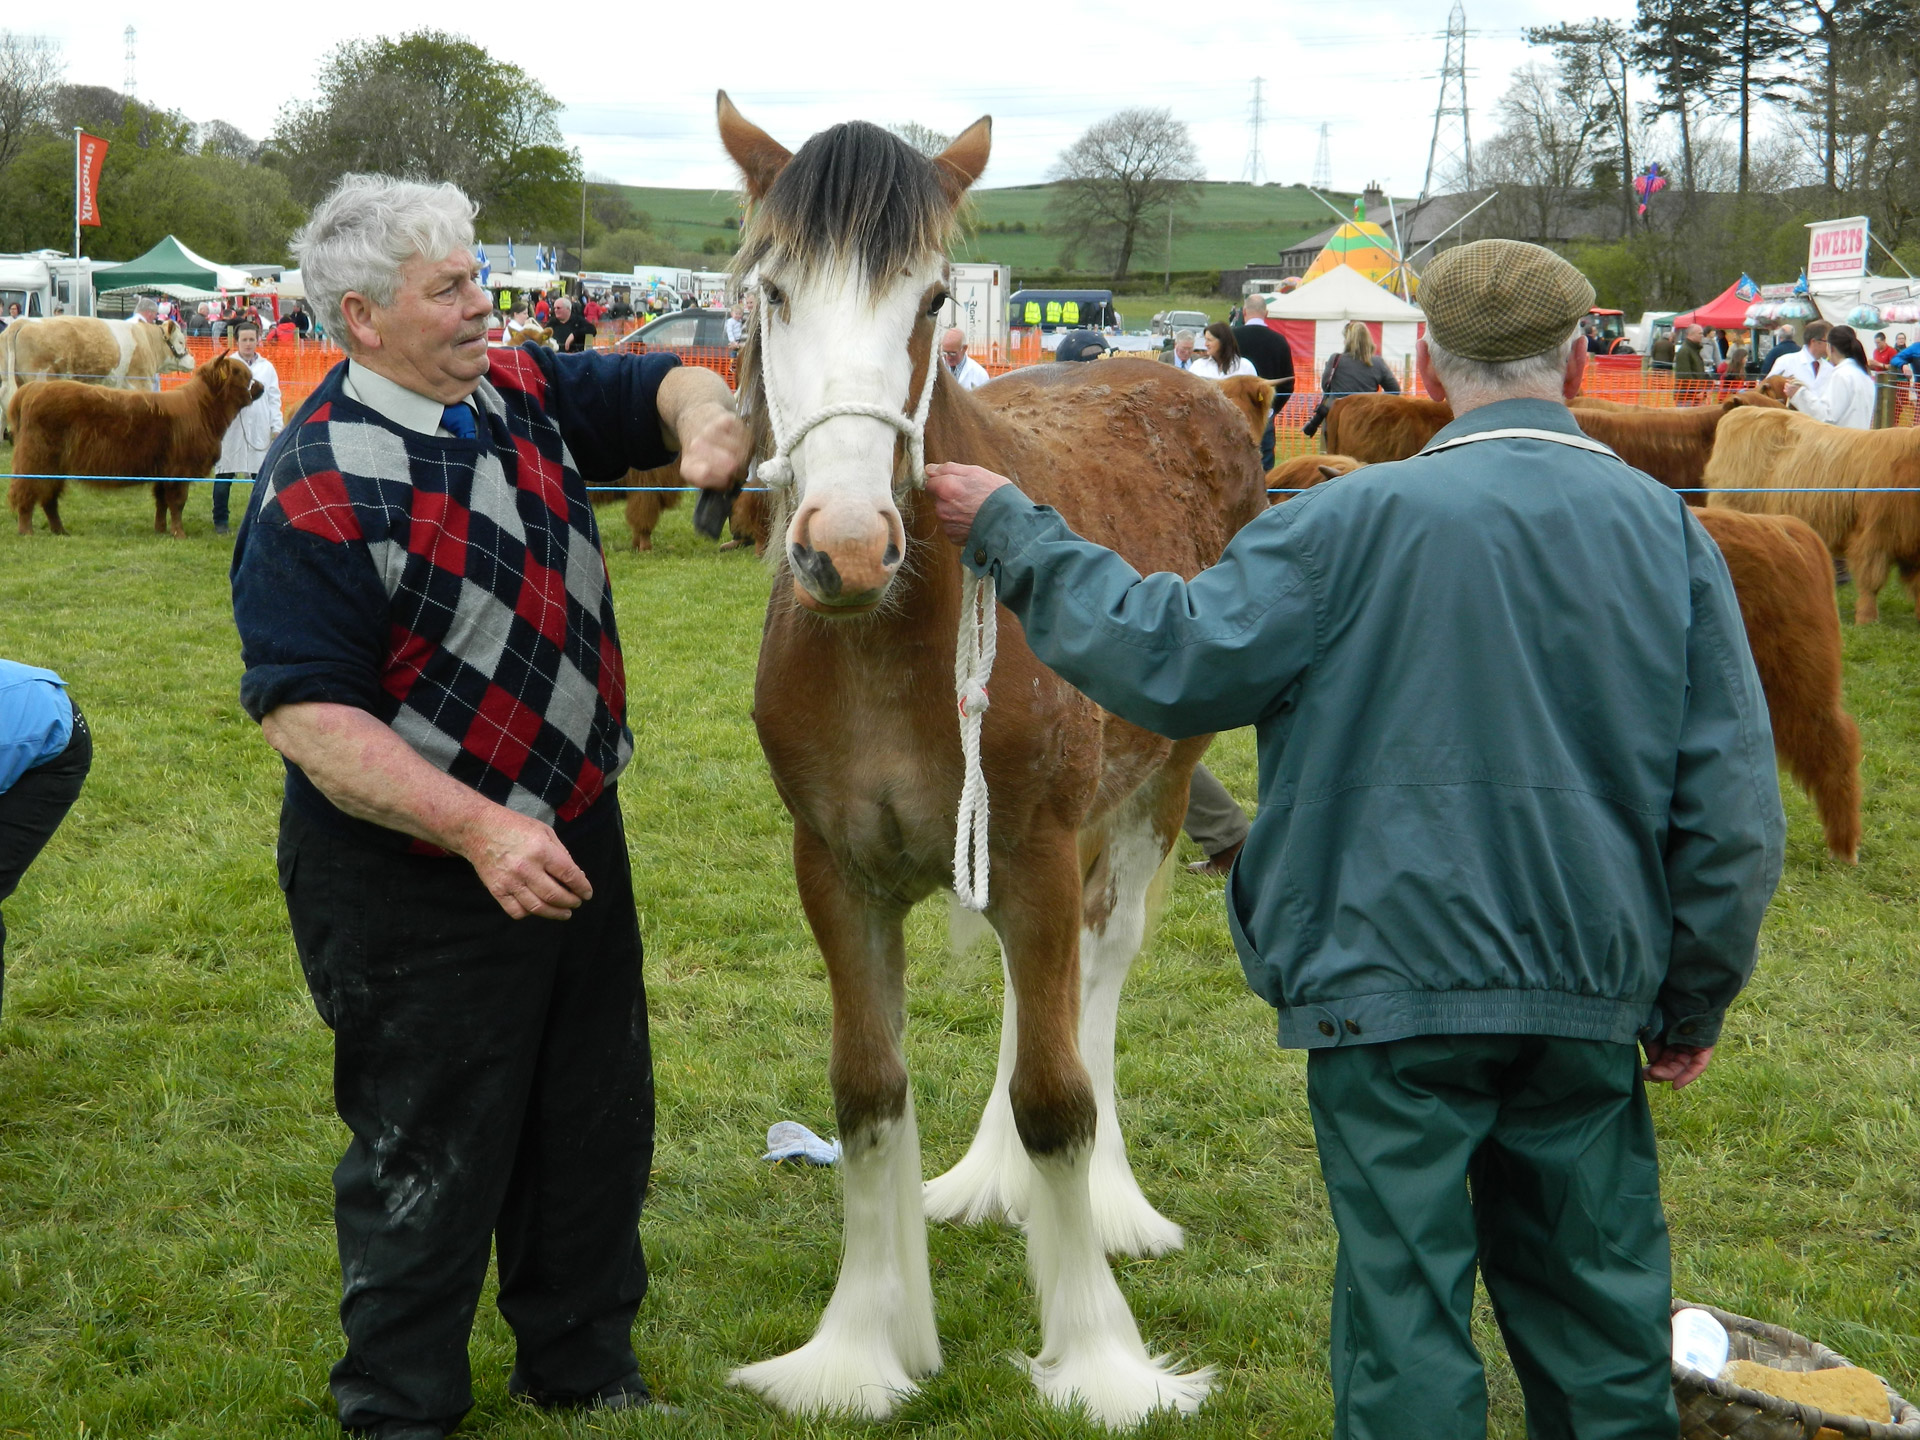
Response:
[1721,1359,1891,1424]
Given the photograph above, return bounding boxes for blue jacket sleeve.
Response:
[522,346,682,483]
[0,669,73,793]
[962,485,1320,739]
[231,514,391,723]
[1657,511,1786,1046]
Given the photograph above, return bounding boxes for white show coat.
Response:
[1789,357,1876,430]
[1188,355,1258,380]
[216,353,283,474]
[1768,347,1829,395]
[947,354,991,391]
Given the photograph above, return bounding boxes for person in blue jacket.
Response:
[0,660,91,1017]
[926,239,1785,1440]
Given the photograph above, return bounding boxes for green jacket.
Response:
[1675,340,1707,379]
[963,399,1784,1050]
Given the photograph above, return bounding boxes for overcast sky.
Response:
[29,0,1639,195]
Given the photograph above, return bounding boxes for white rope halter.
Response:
[751,281,998,911]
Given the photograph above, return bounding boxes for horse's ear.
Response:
[717,90,792,200]
[933,116,992,206]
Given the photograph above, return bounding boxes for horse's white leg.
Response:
[997,839,1211,1428]
[922,945,1032,1227]
[731,830,939,1418]
[1025,1147,1212,1426]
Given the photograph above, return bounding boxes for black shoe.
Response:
[344,1422,446,1440]
[510,1370,680,1414]
[214,523,231,536]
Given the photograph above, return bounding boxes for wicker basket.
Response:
[1673,1300,1920,1440]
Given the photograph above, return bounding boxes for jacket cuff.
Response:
[1646,1004,1724,1048]
[960,484,1047,578]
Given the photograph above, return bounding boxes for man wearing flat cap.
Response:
[926,239,1784,1438]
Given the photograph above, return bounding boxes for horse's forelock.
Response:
[735,121,955,290]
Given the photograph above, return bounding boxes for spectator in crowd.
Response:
[1674,324,1708,391]
[1888,334,1920,377]
[231,174,750,1439]
[939,327,990,390]
[1649,326,1676,369]
[549,294,594,354]
[1303,321,1401,438]
[1873,331,1894,369]
[924,236,1783,1440]
[0,302,20,331]
[1189,321,1256,380]
[289,301,313,337]
[1235,295,1296,471]
[724,304,746,347]
[583,293,603,326]
[505,301,543,344]
[133,297,159,324]
[1761,324,1798,372]
[1158,329,1197,370]
[1054,328,1111,362]
[1768,318,1831,395]
[0,659,91,1020]
[210,320,284,537]
[534,292,550,323]
[1722,337,1749,384]
[1789,324,1875,429]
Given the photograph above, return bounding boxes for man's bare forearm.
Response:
[261,701,495,852]
[655,365,736,452]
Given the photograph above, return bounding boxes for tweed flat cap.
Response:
[1421,240,1596,363]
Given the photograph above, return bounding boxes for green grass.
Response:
[0,481,1916,1439]
[614,180,1363,279]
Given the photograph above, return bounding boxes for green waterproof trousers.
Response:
[1306,1035,1677,1440]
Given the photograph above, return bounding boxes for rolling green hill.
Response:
[611,180,1387,278]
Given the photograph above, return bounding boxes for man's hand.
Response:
[452,806,593,921]
[925,462,1014,545]
[1642,1038,1714,1089]
[657,366,751,491]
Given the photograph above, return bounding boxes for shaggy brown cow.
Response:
[8,355,262,538]
[588,460,684,551]
[1693,507,1861,862]
[1706,405,1920,624]
[1321,392,1451,462]
[1279,451,1864,860]
[1218,374,1276,446]
[1325,391,1784,502]
[1268,452,1361,498]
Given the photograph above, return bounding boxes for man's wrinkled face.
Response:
[348,248,493,401]
[941,335,967,371]
[1174,337,1194,362]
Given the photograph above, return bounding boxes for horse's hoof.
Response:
[1025,1348,1212,1428]
[728,1335,932,1420]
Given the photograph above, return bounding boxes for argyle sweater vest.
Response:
[232,346,679,843]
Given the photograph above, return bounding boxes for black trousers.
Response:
[0,701,91,1015]
[279,796,654,1434]
[211,473,251,529]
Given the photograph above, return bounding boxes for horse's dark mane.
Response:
[735,121,954,287]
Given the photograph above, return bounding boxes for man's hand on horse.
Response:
[657,365,751,490]
[926,462,1013,544]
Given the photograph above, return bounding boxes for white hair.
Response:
[1173,328,1196,344]
[292,173,477,347]
[1425,328,1578,408]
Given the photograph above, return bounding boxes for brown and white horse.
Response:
[718,94,1267,1426]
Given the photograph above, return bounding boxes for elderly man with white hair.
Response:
[939,326,990,390]
[231,174,747,1439]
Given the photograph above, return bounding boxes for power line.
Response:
[1419,0,1472,202]
[1242,77,1266,185]
[1311,123,1332,191]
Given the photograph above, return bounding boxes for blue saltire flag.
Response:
[1793,270,1809,295]
[507,236,517,270]
[476,244,491,286]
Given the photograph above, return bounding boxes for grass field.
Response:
[616,179,1359,279]
[1,480,1916,1439]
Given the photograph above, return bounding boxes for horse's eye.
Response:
[763,283,785,308]
[928,292,950,317]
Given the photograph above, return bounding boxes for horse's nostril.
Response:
[882,542,900,568]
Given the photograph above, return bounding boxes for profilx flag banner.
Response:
[78,132,108,226]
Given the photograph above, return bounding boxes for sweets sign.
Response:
[1807,216,1870,281]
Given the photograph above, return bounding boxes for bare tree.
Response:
[1476,63,1610,242]
[1528,20,1637,236]
[1048,108,1202,281]
[0,32,62,176]
[888,121,953,156]
[194,119,257,161]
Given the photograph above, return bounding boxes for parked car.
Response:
[1152,309,1212,337]
[618,308,733,350]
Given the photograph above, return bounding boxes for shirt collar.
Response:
[1426,396,1586,448]
[343,359,471,437]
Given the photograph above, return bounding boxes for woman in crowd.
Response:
[1188,322,1257,380]
[1303,321,1401,437]
[1789,324,1876,429]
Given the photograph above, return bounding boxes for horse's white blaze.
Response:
[1024,1147,1213,1427]
[926,806,1184,1258]
[763,263,941,570]
[728,1096,940,1418]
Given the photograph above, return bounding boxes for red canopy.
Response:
[1672,281,1757,331]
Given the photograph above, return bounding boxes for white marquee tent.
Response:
[1262,265,1425,381]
